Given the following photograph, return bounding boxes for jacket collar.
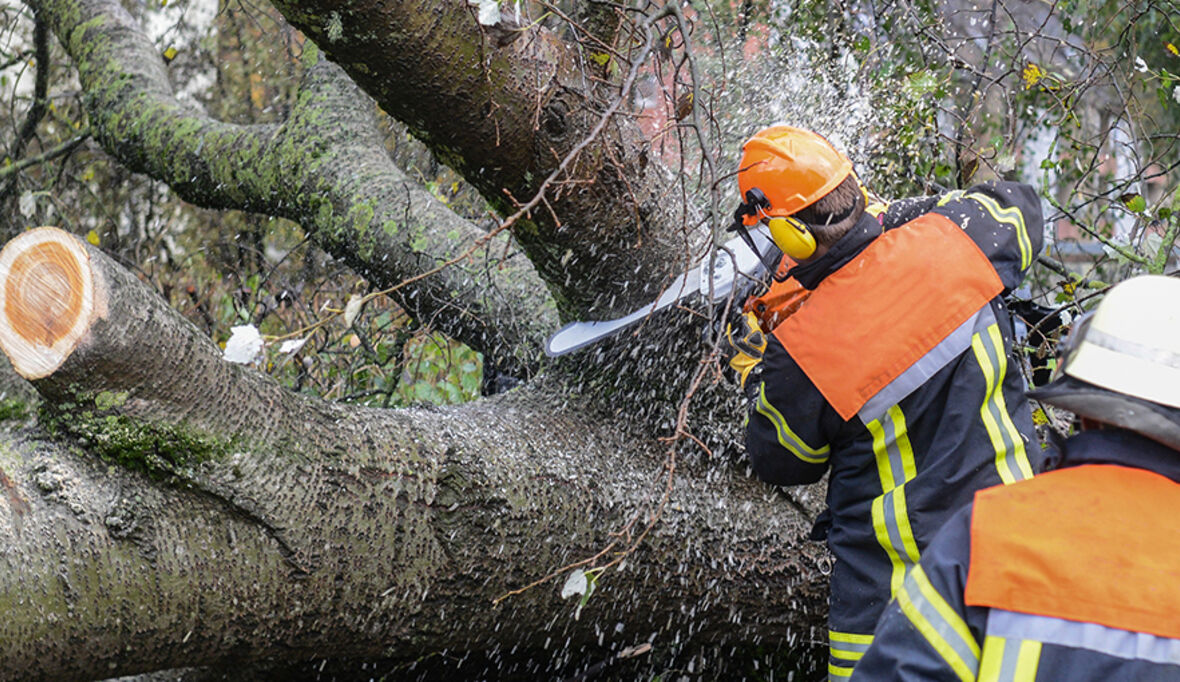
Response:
[788,213,883,290]
[1053,429,1180,485]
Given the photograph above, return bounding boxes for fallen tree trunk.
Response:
[0,227,829,680]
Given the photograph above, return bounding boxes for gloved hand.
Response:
[726,311,767,388]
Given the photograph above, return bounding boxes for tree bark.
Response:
[29,0,556,377]
[0,228,828,680]
[267,0,703,319]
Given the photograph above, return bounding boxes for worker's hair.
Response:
[793,174,865,247]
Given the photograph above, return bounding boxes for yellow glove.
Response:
[727,311,768,388]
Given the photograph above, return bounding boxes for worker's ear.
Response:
[767,216,817,260]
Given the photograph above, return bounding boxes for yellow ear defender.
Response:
[767,215,818,260]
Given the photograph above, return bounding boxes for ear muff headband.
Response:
[767,216,817,260]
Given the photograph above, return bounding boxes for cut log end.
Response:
[0,227,97,379]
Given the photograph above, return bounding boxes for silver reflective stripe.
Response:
[896,565,980,680]
[988,609,1180,666]
[974,318,1028,484]
[858,306,990,424]
[877,406,913,491]
[996,636,1024,678]
[881,489,909,564]
[980,635,1042,682]
[830,638,872,660]
[1084,326,1180,369]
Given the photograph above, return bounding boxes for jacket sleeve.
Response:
[851,505,988,681]
[930,181,1044,293]
[880,195,939,230]
[744,333,833,486]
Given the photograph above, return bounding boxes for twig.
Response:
[0,129,90,180]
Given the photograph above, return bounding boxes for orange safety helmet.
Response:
[737,125,854,226]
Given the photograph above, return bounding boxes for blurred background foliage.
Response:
[0,0,1177,417]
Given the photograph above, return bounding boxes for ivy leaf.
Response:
[1120,194,1147,213]
[560,569,587,599]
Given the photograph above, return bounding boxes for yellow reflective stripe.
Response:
[897,566,980,681]
[830,631,875,644]
[970,330,1009,482]
[891,406,918,482]
[936,190,965,207]
[937,190,1032,270]
[868,417,895,491]
[980,636,1042,682]
[910,566,980,660]
[985,325,1034,480]
[871,495,906,596]
[979,635,1006,682]
[894,484,921,563]
[965,191,1032,270]
[971,331,1016,484]
[755,383,830,464]
[829,630,873,663]
[828,662,855,678]
[1014,640,1042,681]
[869,405,921,595]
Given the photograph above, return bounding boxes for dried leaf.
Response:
[1022,63,1044,89]
[475,0,500,26]
[343,294,363,327]
[278,338,307,354]
[17,192,34,219]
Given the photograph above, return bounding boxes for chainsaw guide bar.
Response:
[544,227,774,357]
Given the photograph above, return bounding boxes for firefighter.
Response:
[851,274,1180,681]
[726,125,1044,679]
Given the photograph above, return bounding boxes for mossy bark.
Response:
[31,0,555,377]
[0,244,829,680]
[266,0,701,320]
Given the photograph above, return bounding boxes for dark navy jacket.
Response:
[744,181,1044,678]
[852,429,1180,681]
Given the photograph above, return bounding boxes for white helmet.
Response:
[1030,275,1180,450]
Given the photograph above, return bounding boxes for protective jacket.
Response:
[744,181,1044,679]
[852,429,1180,681]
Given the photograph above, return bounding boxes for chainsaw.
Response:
[544,225,777,357]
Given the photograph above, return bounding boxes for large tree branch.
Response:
[269,0,703,319]
[29,0,555,375]
[0,227,827,679]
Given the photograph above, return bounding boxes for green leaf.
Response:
[903,71,940,97]
[1125,195,1147,213]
